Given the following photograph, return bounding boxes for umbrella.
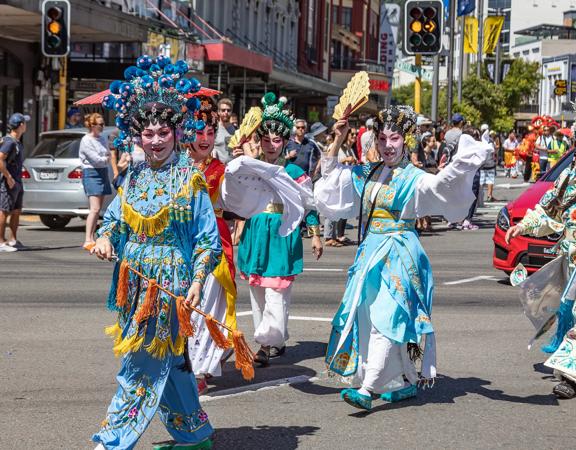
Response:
[558,127,573,138]
[74,86,222,106]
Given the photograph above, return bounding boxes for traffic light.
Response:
[42,0,70,57]
[404,0,443,56]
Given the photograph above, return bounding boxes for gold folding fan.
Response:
[332,71,370,121]
[228,106,263,149]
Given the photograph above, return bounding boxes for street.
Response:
[1,177,574,450]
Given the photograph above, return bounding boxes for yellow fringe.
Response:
[112,332,145,358]
[144,334,186,359]
[211,254,238,338]
[172,334,185,355]
[122,201,171,237]
[104,323,123,348]
[180,172,209,199]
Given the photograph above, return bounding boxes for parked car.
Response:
[22,128,116,229]
[492,150,573,274]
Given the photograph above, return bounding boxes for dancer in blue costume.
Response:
[89,55,220,449]
[315,106,490,410]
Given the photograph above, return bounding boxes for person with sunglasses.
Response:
[212,98,236,163]
[79,113,111,249]
[285,119,321,177]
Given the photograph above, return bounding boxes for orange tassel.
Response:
[231,330,255,381]
[205,314,232,350]
[176,296,196,337]
[116,260,130,309]
[134,279,158,323]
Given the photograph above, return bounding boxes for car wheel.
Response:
[39,214,72,229]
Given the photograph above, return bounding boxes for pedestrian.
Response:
[444,113,465,147]
[230,112,239,129]
[549,130,568,168]
[65,107,83,129]
[334,127,358,245]
[535,125,554,175]
[284,119,321,177]
[0,113,29,252]
[503,131,519,178]
[458,127,482,230]
[480,130,499,203]
[91,55,221,450]
[79,113,111,249]
[315,105,490,411]
[232,92,323,367]
[411,133,438,232]
[212,97,235,163]
[360,118,377,162]
[185,96,238,395]
[355,113,369,162]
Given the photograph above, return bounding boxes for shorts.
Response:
[82,168,112,196]
[0,179,23,212]
[480,168,496,186]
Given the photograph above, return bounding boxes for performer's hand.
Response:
[311,235,323,260]
[332,118,349,139]
[185,281,202,310]
[505,225,522,244]
[91,237,114,260]
[232,146,244,158]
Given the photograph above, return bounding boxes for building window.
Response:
[306,0,318,62]
[342,6,352,30]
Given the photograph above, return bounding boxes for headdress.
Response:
[257,92,294,139]
[376,105,418,149]
[102,54,204,152]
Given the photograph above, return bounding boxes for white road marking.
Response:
[200,375,319,402]
[303,268,344,272]
[443,275,498,285]
[498,182,530,189]
[236,311,331,322]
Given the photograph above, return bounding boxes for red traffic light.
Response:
[424,7,437,19]
[47,6,62,20]
[409,7,423,19]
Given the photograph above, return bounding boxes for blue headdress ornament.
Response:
[102,54,203,152]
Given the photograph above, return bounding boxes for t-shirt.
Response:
[0,135,24,182]
[284,137,320,176]
[443,127,462,147]
[536,135,553,160]
[503,138,518,151]
[212,123,235,164]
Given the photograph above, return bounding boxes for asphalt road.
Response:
[1,175,574,450]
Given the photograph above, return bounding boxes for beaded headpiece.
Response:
[257,92,294,139]
[102,54,204,152]
[376,105,418,149]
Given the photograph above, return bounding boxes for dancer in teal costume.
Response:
[89,54,221,449]
[315,107,490,410]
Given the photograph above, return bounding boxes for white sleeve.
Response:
[313,154,360,221]
[402,134,490,222]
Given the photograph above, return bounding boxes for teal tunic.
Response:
[237,163,319,278]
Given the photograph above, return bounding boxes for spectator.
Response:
[65,107,83,129]
[212,98,235,163]
[549,130,568,168]
[458,126,482,230]
[480,130,499,202]
[416,115,433,139]
[412,133,438,232]
[0,113,29,252]
[230,112,239,129]
[284,119,321,177]
[444,113,465,147]
[355,114,369,162]
[502,131,519,178]
[79,113,111,249]
[360,118,376,161]
[535,125,554,175]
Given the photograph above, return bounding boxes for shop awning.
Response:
[203,41,273,74]
[270,68,342,97]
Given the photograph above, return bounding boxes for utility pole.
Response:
[431,54,440,122]
[446,0,457,120]
[58,56,67,130]
[457,16,465,103]
[414,53,422,113]
[477,0,484,77]
[494,8,502,84]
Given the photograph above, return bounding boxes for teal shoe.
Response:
[380,385,417,403]
[340,388,373,410]
[152,439,213,450]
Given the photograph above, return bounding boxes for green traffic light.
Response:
[46,34,61,48]
[423,33,436,46]
[409,34,423,46]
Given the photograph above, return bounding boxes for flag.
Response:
[483,16,505,54]
[443,0,450,23]
[458,0,475,16]
[463,16,478,54]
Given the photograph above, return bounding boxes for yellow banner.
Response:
[463,16,478,54]
[483,16,505,54]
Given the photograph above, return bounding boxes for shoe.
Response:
[460,220,479,231]
[269,345,286,358]
[446,222,457,230]
[253,346,270,367]
[553,380,576,399]
[340,388,373,410]
[0,242,17,252]
[381,384,417,402]
[7,239,23,248]
[325,239,343,247]
[152,439,213,450]
[337,237,354,246]
[196,377,208,395]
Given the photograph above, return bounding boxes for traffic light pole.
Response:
[58,56,67,130]
[431,55,439,122]
[414,53,422,114]
[446,0,457,120]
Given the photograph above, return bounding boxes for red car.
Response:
[493,151,572,274]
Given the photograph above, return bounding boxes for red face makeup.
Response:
[189,125,215,162]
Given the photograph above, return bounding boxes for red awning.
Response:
[74,86,222,106]
[203,42,273,74]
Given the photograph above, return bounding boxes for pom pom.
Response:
[109,80,123,95]
[163,64,176,75]
[175,60,189,74]
[156,55,171,68]
[278,96,288,107]
[123,66,139,81]
[186,97,201,111]
[119,82,133,98]
[262,92,276,106]
[114,98,125,112]
[134,68,147,78]
[140,75,154,89]
[189,78,201,93]
[176,78,192,94]
[136,55,153,70]
[102,95,116,110]
[118,130,128,140]
[113,137,124,149]
[158,75,174,88]
[149,64,162,77]
[115,116,129,130]
[195,120,206,131]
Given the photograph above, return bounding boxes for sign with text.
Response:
[554,79,568,96]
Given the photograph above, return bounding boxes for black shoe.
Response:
[553,380,576,399]
[269,345,286,358]
[253,347,270,367]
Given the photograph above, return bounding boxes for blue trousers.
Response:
[93,348,213,450]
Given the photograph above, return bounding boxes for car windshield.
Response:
[541,150,574,182]
[29,135,82,158]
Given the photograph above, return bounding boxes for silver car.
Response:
[22,128,116,229]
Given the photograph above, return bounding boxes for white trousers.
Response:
[249,285,292,348]
[361,325,416,394]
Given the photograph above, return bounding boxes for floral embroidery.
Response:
[136,387,146,397]
[137,232,147,243]
[128,407,138,419]
[159,405,210,432]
